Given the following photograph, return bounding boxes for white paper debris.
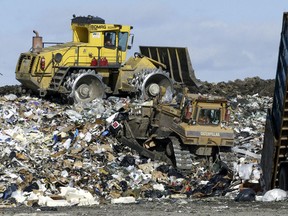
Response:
[261,189,287,202]
[111,196,136,204]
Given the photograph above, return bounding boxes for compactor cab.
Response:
[70,15,132,66]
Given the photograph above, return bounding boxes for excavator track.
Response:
[169,137,193,170]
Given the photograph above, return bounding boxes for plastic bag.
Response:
[161,86,173,103]
[234,188,256,202]
[262,189,287,202]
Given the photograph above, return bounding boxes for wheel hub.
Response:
[78,84,90,98]
[148,83,160,96]
[68,70,105,103]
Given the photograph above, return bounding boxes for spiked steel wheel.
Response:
[70,70,105,103]
[129,68,174,101]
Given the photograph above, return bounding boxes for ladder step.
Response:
[280,145,288,149]
[57,71,66,75]
[53,75,64,80]
[278,154,287,158]
[49,69,68,90]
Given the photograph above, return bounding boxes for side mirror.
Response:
[127,34,134,50]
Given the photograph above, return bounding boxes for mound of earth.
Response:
[0,77,275,99]
[191,77,275,98]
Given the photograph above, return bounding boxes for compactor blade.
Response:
[139,46,200,88]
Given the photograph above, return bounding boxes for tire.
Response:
[279,165,288,190]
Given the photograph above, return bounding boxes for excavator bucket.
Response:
[139,46,200,88]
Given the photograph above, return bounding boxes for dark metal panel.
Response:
[261,110,276,190]
[266,12,288,189]
[271,12,288,140]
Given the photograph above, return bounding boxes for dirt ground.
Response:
[1,197,288,216]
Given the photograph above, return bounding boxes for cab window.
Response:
[118,32,128,51]
[198,108,220,125]
[104,32,116,47]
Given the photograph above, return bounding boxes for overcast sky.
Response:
[0,0,287,86]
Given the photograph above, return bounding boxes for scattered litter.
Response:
[0,90,273,207]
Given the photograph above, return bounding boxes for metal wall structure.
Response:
[262,12,288,189]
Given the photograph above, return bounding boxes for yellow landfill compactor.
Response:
[15,15,199,103]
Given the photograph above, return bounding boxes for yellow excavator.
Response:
[15,15,199,103]
[113,90,234,170]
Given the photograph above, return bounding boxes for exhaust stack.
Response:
[32,30,43,53]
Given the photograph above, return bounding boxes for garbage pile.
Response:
[0,85,284,208]
[221,94,273,201]
[230,94,272,155]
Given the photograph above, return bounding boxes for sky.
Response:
[0,0,287,86]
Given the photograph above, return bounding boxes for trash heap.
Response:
[229,93,272,160]
[221,94,273,201]
[0,90,284,208]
